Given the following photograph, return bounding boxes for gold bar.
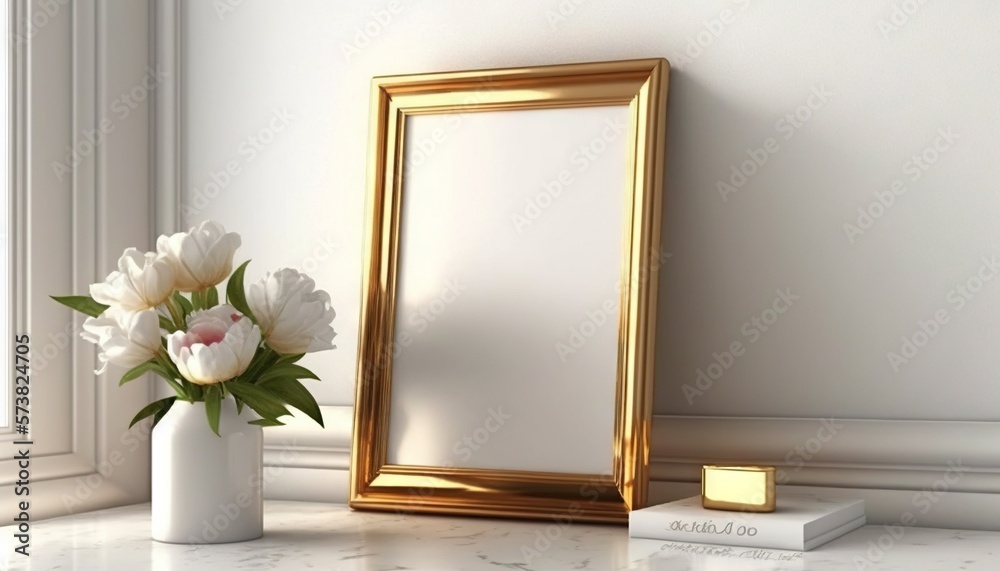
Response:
[701,465,776,512]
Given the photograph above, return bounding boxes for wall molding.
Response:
[1,0,156,522]
[651,416,1000,491]
[273,406,1000,529]
[152,0,181,240]
[5,0,27,438]
[650,415,1000,530]
[262,405,352,503]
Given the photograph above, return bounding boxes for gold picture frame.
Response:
[351,58,670,523]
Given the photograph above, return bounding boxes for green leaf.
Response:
[205,386,221,436]
[158,315,178,332]
[146,357,190,400]
[226,260,256,323]
[236,346,272,383]
[119,360,159,386]
[235,396,245,415]
[263,378,324,428]
[173,291,193,316]
[187,382,204,402]
[248,418,285,427]
[50,295,109,318]
[275,353,305,365]
[256,364,319,385]
[152,400,174,427]
[129,397,176,429]
[226,382,290,420]
[206,286,219,308]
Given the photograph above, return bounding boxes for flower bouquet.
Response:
[52,220,335,434]
[51,220,335,543]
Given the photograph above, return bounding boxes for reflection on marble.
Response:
[1,501,998,570]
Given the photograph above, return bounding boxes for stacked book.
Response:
[629,493,865,551]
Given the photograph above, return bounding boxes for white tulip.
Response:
[167,304,261,385]
[89,248,175,311]
[81,307,162,374]
[247,268,336,354]
[156,220,242,292]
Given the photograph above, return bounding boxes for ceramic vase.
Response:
[151,398,263,543]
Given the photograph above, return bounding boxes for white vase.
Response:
[151,397,263,544]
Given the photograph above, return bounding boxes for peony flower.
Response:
[156,220,242,292]
[166,304,260,385]
[247,268,336,354]
[81,307,162,374]
[89,248,175,311]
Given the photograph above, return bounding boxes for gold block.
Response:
[701,465,776,512]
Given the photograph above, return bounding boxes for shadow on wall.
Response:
[653,67,862,419]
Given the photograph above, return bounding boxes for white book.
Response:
[629,493,865,551]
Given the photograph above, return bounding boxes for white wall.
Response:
[176,0,1000,528]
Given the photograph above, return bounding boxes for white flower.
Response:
[156,220,242,292]
[89,248,175,311]
[81,307,162,374]
[247,268,336,354]
[166,304,260,385]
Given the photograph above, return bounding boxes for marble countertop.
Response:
[1,501,998,570]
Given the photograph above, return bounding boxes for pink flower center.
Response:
[180,322,228,349]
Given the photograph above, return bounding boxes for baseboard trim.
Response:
[261,406,1000,529]
[651,415,1000,473]
[263,467,349,504]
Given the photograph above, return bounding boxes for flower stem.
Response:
[239,346,277,384]
[164,296,186,331]
[154,351,191,401]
